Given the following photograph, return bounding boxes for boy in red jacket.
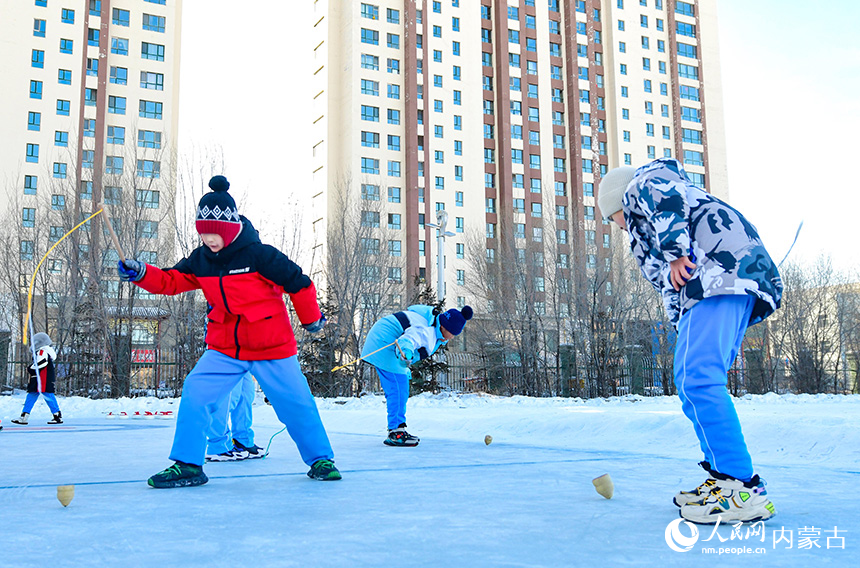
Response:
[118,176,340,487]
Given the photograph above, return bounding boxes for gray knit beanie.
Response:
[597,166,637,218]
[32,332,52,350]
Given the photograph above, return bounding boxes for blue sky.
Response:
[718,0,860,271]
[178,1,860,273]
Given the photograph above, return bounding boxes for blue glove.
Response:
[117,259,146,282]
[303,314,326,333]
[396,338,416,363]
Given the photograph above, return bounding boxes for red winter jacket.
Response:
[134,217,321,361]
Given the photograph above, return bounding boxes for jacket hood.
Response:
[201,216,260,264]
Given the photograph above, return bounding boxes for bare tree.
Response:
[300,173,406,396]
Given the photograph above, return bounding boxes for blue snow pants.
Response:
[377,367,410,430]
[22,391,60,414]
[675,295,755,482]
[170,350,333,467]
[206,372,256,454]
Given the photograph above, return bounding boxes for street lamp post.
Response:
[426,209,456,302]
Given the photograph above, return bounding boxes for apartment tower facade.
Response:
[310,0,725,312]
[0,0,182,316]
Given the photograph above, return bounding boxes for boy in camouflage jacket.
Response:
[598,158,782,525]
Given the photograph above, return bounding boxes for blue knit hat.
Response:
[439,306,473,336]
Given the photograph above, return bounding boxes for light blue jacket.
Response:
[361,305,446,374]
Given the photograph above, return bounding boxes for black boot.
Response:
[48,412,63,424]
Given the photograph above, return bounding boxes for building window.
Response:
[361,28,379,45]
[34,18,47,37]
[81,119,95,137]
[361,131,379,148]
[30,80,43,100]
[24,175,38,195]
[27,112,41,131]
[105,156,123,175]
[110,66,128,85]
[676,19,697,37]
[388,240,401,257]
[25,143,39,163]
[137,220,159,239]
[681,106,701,123]
[388,161,401,177]
[361,157,379,174]
[143,14,166,33]
[52,163,67,178]
[361,79,379,97]
[112,8,130,26]
[108,95,126,115]
[21,240,35,261]
[31,49,45,68]
[361,211,380,228]
[51,194,65,210]
[141,41,165,61]
[358,105,381,123]
[136,189,160,209]
[361,54,379,70]
[107,126,125,145]
[110,37,129,56]
[136,159,160,178]
[678,63,699,80]
[361,3,379,19]
[683,150,704,166]
[137,130,161,148]
[141,71,164,90]
[139,100,163,119]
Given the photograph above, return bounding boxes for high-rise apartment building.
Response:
[310,0,725,312]
[0,0,182,299]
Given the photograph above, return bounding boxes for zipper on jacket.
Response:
[233,315,241,359]
[219,271,241,359]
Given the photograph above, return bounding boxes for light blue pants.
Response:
[207,373,256,454]
[377,368,410,430]
[675,295,755,481]
[22,392,60,414]
[170,350,333,467]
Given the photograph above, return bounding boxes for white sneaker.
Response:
[674,477,718,507]
[205,449,244,462]
[680,475,776,524]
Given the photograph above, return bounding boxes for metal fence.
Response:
[2,346,854,399]
[3,347,194,399]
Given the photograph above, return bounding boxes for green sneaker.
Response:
[147,461,209,488]
[307,459,342,481]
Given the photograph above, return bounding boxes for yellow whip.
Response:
[23,208,105,344]
[330,340,398,372]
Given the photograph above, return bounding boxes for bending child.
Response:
[361,305,472,446]
[598,158,782,524]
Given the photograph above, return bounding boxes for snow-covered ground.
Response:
[1,392,857,567]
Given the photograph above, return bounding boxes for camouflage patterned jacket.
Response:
[622,158,782,327]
